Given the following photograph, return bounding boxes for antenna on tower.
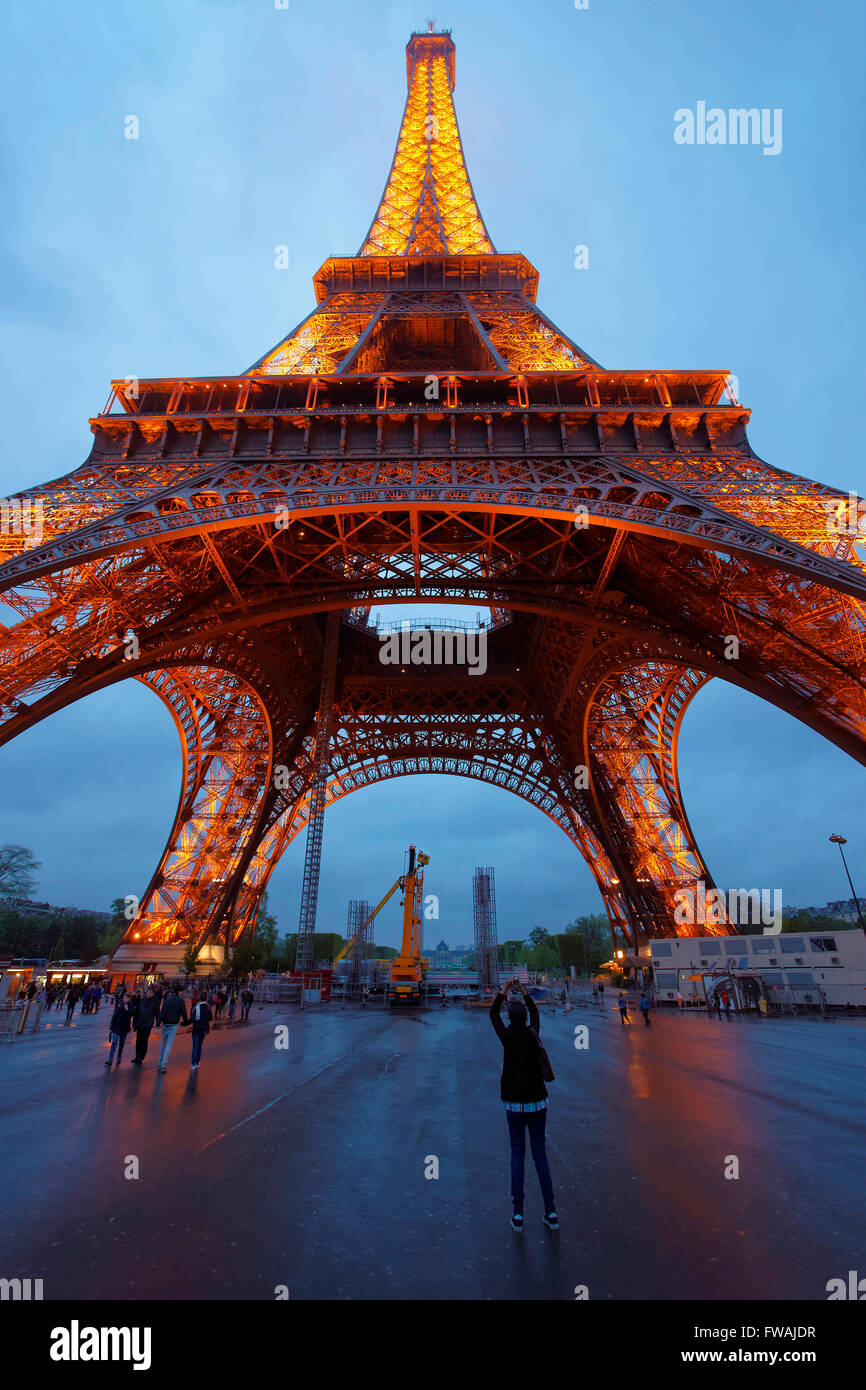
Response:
[427,18,436,33]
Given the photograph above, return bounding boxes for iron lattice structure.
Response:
[345,898,372,994]
[473,867,499,996]
[1,28,864,970]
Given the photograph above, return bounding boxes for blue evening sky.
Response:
[0,0,863,946]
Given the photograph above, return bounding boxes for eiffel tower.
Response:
[1,27,864,979]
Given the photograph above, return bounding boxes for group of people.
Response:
[589,981,654,1026]
[55,983,104,1016]
[616,990,652,1025]
[12,980,105,1021]
[104,982,255,1073]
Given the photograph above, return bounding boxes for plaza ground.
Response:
[0,999,864,1300]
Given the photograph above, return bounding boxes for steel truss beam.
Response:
[0,28,863,953]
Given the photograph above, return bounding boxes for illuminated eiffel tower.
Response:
[1,27,864,978]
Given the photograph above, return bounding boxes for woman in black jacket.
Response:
[105,993,133,1067]
[489,978,558,1232]
[184,995,213,1070]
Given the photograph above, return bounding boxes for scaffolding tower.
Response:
[473,866,499,996]
[346,898,373,995]
[296,610,341,973]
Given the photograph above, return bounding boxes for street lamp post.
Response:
[828,835,865,928]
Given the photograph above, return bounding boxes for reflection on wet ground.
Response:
[1,1002,863,1299]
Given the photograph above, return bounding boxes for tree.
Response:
[555,932,586,973]
[97,920,126,956]
[528,926,550,949]
[372,943,397,960]
[781,908,851,935]
[282,932,345,971]
[225,941,263,980]
[0,844,41,900]
[565,914,611,974]
[182,942,199,978]
[254,891,279,960]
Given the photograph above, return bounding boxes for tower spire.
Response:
[359,29,495,257]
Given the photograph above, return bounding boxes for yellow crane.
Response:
[386,846,429,1006]
[335,846,430,1006]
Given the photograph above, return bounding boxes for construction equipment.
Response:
[334,882,404,965]
[386,846,429,1006]
[334,845,430,1006]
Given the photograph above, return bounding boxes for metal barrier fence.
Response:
[764,984,830,1018]
[0,1000,44,1042]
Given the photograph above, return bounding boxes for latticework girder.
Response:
[359,30,493,258]
[296,608,341,970]
[473,867,498,995]
[1,28,863,957]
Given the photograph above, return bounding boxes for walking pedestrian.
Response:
[106,992,133,1066]
[591,983,599,1003]
[227,991,237,1023]
[65,986,80,1023]
[489,977,557,1233]
[598,982,605,1004]
[440,985,447,1008]
[240,988,253,1021]
[184,994,212,1069]
[618,991,631,1026]
[639,992,651,1026]
[131,986,159,1065]
[155,985,188,1072]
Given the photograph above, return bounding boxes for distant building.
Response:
[824,900,863,925]
[0,897,113,923]
[783,900,862,925]
[430,939,475,968]
[432,938,450,968]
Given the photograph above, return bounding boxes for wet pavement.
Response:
[0,999,864,1300]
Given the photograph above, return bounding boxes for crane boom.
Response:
[333,878,402,964]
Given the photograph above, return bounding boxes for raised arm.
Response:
[526,993,540,1032]
[489,990,507,1043]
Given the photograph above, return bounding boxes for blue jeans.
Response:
[506,1109,555,1212]
[190,1031,206,1066]
[107,1031,127,1063]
